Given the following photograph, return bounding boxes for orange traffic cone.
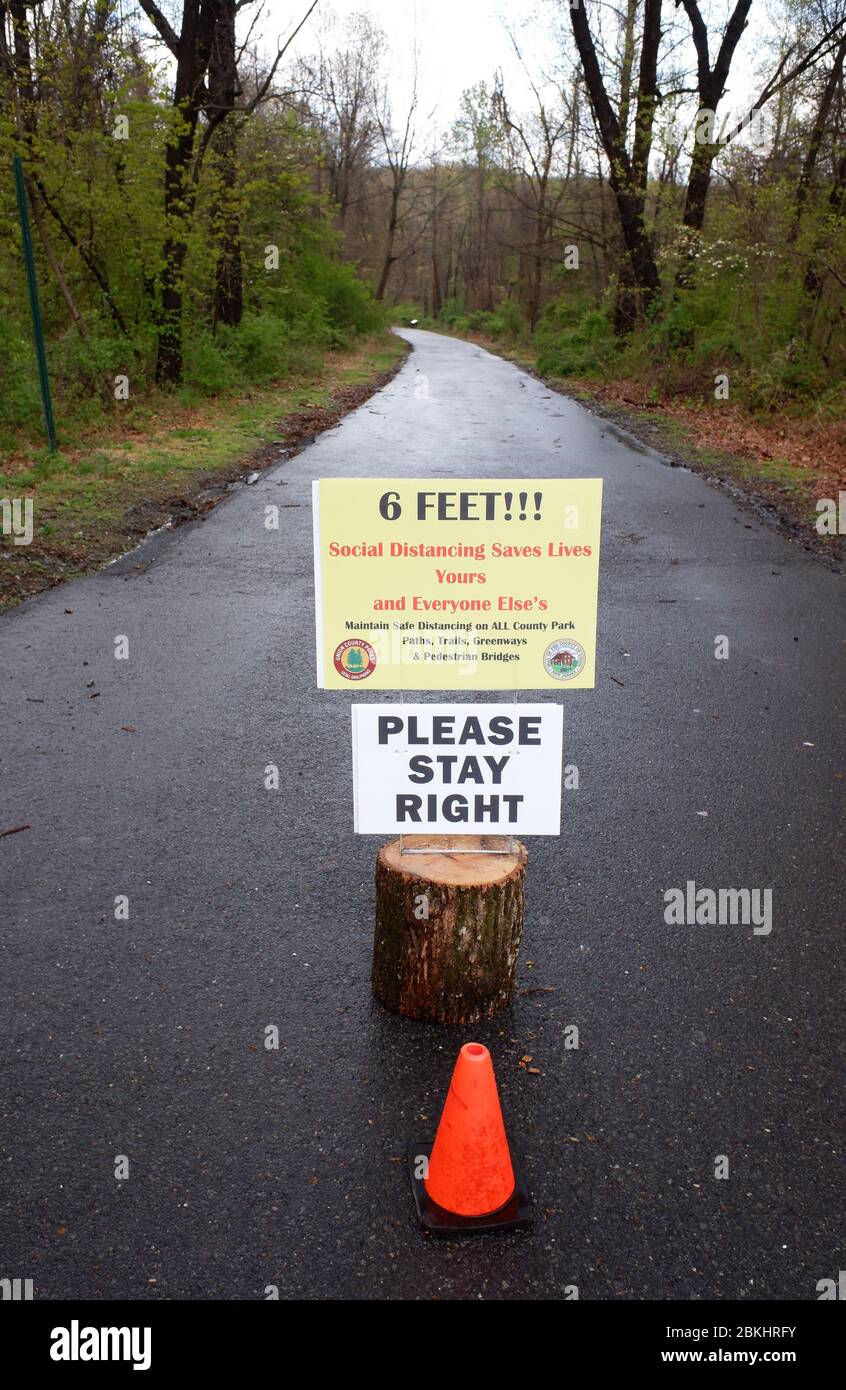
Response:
[409,1043,532,1232]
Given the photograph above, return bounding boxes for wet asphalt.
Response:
[1,328,843,1301]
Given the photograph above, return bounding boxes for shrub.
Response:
[299,255,385,341]
[390,300,424,324]
[534,300,616,377]
[50,327,147,411]
[495,297,525,340]
[438,296,466,326]
[0,316,42,430]
[227,313,292,383]
[742,346,827,412]
[647,301,696,359]
[183,328,236,395]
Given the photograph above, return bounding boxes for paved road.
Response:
[2,329,843,1301]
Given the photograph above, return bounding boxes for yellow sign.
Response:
[313,478,602,690]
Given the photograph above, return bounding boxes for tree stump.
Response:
[372,835,528,1025]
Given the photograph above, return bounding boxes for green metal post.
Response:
[13,153,57,452]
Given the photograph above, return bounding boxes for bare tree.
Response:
[450,82,503,310]
[298,12,385,226]
[568,0,663,328]
[677,0,755,237]
[373,63,418,300]
[494,55,574,330]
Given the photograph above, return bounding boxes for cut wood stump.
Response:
[372,835,528,1025]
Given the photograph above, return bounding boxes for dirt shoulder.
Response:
[0,332,409,612]
[567,380,844,570]
[418,324,845,571]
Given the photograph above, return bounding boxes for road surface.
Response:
[2,328,843,1300]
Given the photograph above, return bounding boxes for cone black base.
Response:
[408,1142,532,1234]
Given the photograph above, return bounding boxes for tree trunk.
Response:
[678,0,754,240]
[429,164,442,316]
[790,36,846,242]
[212,119,243,329]
[431,252,442,317]
[157,119,197,384]
[8,0,35,130]
[154,0,214,385]
[372,836,527,1025]
[675,134,718,289]
[618,0,637,137]
[208,0,242,328]
[682,136,717,234]
[569,0,662,324]
[374,184,399,300]
[614,257,640,335]
[804,150,846,301]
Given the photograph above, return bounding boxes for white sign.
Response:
[351,703,563,835]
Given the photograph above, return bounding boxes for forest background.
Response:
[2,0,844,598]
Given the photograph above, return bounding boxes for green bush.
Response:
[50,327,147,410]
[438,296,466,326]
[534,300,616,377]
[389,300,424,324]
[464,309,497,333]
[495,298,525,340]
[226,313,292,383]
[299,255,385,342]
[185,314,298,395]
[429,298,526,342]
[0,316,42,430]
[647,301,696,358]
[183,328,237,395]
[742,346,827,412]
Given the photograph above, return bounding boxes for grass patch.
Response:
[0,330,407,611]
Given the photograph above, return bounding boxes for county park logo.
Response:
[334,637,377,681]
[544,639,585,681]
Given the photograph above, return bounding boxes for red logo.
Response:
[333,638,377,681]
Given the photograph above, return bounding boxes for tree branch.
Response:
[243,0,318,114]
[136,0,180,55]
